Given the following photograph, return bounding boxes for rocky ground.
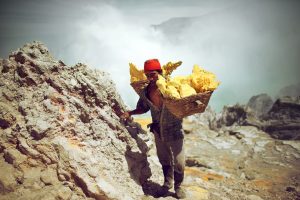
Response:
[134,114,300,200]
[179,89,300,200]
[182,120,300,200]
[0,42,299,200]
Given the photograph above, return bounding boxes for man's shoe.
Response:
[156,185,170,197]
[175,186,186,199]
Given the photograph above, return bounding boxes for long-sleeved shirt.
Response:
[136,87,184,141]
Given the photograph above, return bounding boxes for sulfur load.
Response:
[129,62,220,99]
[129,61,183,83]
[156,64,220,99]
[162,61,182,77]
[190,65,220,93]
[129,63,146,83]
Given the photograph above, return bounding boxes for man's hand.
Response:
[120,111,132,122]
[120,108,146,122]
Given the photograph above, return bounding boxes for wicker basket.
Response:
[130,80,149,95]
[130,80,213,118]
[164,91,213,118]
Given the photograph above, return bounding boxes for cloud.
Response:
[152,0,300,110]
[1,0,299,113]
[51,3,168,110]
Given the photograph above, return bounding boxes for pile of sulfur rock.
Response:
[129,61,220,99]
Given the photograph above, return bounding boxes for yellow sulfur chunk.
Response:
[157,75,196,99]
[166,85,181,99]
[192,65,205,74]
[129,63,146,83]
[130,61,220,99]
[190,65,220,93]
[156,64,219,99]
[162,61,182,77]
[157,75,181,99]
[129,61,182,83]
[168,79,181,90]
[172,76,191,85]
[179,83,197,98]
[156,75,168,97]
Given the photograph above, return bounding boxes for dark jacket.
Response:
[136,87,184,141]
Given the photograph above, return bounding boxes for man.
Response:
[121,59,186,199]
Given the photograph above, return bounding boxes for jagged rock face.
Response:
[184,106,216,132]
[0,42,158,200]
[215,104,248,128]
[267,96,300,118]
[263,96,300,140]
[213,95,300,140]
[246,93,273,118]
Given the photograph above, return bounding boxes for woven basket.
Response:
[130,80,213,118]
[130,80,149,95]
[164,91,213,118]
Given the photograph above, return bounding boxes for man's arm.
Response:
[129,108,148,115]
[121,97,150,120]
[121,108,147,120]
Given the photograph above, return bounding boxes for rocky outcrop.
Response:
[184,106,216,132]
[246,93,273,118]
[0,42,161,200]
[210,94,300,140]
[262,96,300,140]
[214,104,248,128]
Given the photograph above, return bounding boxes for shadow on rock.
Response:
[123,119,168,198]
[141,180,176,198]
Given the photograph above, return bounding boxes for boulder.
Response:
[246,93,273,118]
[262,96,300,140]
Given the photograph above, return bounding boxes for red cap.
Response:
[144,59,161,71]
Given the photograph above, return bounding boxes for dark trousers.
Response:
[153,132,185,189]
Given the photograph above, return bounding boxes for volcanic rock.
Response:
[262,96,300,140]
[0,41,163,200]
[246,93,273,118]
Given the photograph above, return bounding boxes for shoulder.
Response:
[139,85,149,98]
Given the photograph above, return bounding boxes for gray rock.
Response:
[27,119,51,140]
[3,148,27,166]
[216,104,247,127]
[246,93,273,118]
[209,93,300,141]
[40,166,59,185]
[263,96,300,139]
[0,41,160,200]
[0,103,16,129]
[0,157,18,193]
[186,106,217,130]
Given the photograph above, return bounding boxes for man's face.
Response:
[145,70,160,82]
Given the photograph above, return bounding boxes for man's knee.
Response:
[174,162,185,174]
[174,152,185,173]
[158,157,172,166]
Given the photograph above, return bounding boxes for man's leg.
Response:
[153,133,173,192]
[170,138,186,199]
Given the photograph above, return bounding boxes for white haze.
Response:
[0,0,299,112]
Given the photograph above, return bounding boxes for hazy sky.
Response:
[1,0,299,112]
